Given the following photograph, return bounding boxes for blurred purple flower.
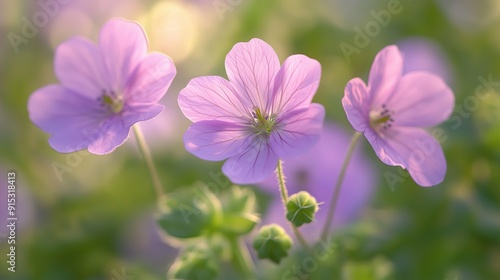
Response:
[28,18,176,155]
[342,45,455,186]
[178,38,325,184]
[397,37,453,85]
[260,123,376,239]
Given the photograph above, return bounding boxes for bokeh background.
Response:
[1,0,500,279]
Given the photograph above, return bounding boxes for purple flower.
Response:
[260,123,377,239]
[342,45,455,186]
[178,38,324,184]
[28,18,176,155]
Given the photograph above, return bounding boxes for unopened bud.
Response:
[286,191,319,227]
[253,224,292,264]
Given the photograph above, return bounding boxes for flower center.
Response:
[369,104,394,131]
[252,107,276,137]
[98,91,124,113]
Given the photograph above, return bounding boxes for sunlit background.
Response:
[1,0,500,279]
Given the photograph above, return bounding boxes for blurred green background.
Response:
[1,0,500,279]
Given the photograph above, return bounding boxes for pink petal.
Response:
[86,115,131,155]
[222,140,279,184]
[183,120,252,161]
[342,77,370,132]
[270,103,325,158]
[55,36,108,99]
[28,85,107,153]
[365,127,446,186]
[178,76,251,123]
[87,104,164,155]
[368,45,403,106]
[225,38,280,112]
[270,54,321,114]
[389,72,455,127]
[122,103,165,124]
[124,52,176,104]
[99,18,148,90]
[363,128,405,167]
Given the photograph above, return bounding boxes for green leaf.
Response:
[218,185,260,235]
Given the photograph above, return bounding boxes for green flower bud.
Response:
[253,224,292,264]
[156,184,222,239]
[168,245,219,280]
[286,191,319,227]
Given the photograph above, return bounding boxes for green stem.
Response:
[276,160,310,251]
[228,236,255,280]
[320,132,362,240]
[277,160,288,205]
[132,124,164,200]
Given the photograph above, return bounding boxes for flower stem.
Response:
[228,236,255,280]
[277,160,288,204]
[276,160,310,251]
[132,124,164,200]
[320,132,362,240]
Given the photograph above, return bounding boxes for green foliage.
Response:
[218,186,260,235]
[156,184,259,239]
[156,184,222,239]
[168,245,219,280]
